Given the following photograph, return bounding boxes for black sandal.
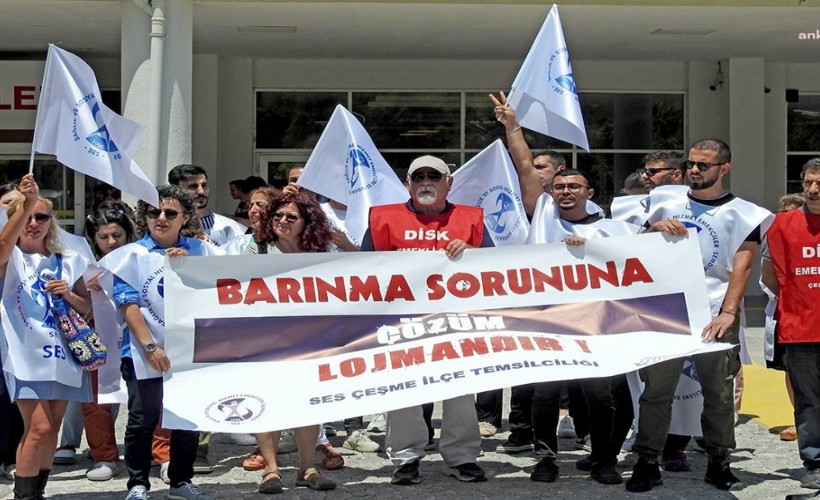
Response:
[259,469,283,494]
[296,467,336,491]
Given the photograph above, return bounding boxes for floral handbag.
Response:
[50,255,108,371]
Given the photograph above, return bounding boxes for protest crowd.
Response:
[1,10,819,500]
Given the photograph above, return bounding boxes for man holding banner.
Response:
[522,168,638,485]
[360,155,493,485]
[626,139,773,493]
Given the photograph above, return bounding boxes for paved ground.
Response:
[0,327,815,499]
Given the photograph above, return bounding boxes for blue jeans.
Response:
[785,343,820,471]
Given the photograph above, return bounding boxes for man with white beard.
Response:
[360,155,493,486]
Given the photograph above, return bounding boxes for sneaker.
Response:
[478,421,497,437]
[278,430,297,454]
[323,423,337,438]
[557,415,577,439]
[159,461,170,484]
[366,413,387,433]
[625,458,662,492]
[343,429,381,453]
[662,451,691,472]
[86,461,124,481]
[780,426,798,441]
[124,485,148,500]
[496,435,533,454]
[167,481,212,500]
[217,433,257,446]
[574,434,591,452]
[704,461,742,491]
[1,464,15,480]
[392,460,421,485]
[801,469,820,489]
[530,457,559,482]
[53,446,77,465]
[423,439,437,451]
[445,462,487,482]
[591,462,623,485]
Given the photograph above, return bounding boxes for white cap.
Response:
[407,155,451,177]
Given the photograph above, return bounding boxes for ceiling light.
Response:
[651,28,715,36]
[237,25,297,33]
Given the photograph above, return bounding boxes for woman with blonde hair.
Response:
[0,173,92,500]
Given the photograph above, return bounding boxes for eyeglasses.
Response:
[641,167,675,176]
[146,209,180,220]
[551,183,588,193]
[272,212,301,223]
[683,160,726,171]
[29,213,51,223]
[409,172,444,182]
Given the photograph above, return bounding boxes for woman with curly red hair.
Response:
[250,191,338,494]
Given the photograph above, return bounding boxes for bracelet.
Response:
[505,126,522,134]
[719,308,737,316]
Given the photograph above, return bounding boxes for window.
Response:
[787,94,820,193]
[256,91,684,206]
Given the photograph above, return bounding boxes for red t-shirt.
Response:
[368,203,485,251]
[767,208,820,343]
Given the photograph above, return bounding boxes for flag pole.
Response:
[30,44,55,174]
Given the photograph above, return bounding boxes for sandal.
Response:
[259,469,283,494]
[296,467,336,491]
[243,448,266,471]
[315,443,344,471]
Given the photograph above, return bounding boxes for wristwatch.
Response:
[143,342,158,353]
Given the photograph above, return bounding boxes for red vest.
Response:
[767,208,820,343]
[369,203,485,251]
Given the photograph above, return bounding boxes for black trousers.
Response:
[533,375,632,463]
[122,358,199,490]
[475,385,534,437]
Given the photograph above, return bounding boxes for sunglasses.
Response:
[272,212,301,223]
[551,183,588,193]
[146,209,180,220]
[409,172,444,182]
[641,167,675,176]
[683,160,726,171]
[29,213,51,223]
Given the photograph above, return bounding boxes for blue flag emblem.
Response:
[484,192,516,234]
[555,73,577,95]
[85,102,119,153]
[348,148,371,189]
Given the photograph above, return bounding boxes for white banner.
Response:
[162,232,729,432]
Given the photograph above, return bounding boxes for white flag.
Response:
[298,105,407,246]
[32,45,158,206]
[450,140,529,246]
[507,4,590,151]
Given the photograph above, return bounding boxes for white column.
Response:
[162,0,194,177]
[763,62,787,212]
[120,0,153,184]
[686,60,729,146]
[728,58,766,207]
